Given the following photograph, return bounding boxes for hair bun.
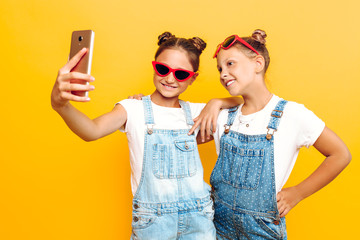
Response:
[251,29,267,44]
[158,32,175,46]
[189,37,207,54]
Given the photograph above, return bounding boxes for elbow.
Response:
[338,148,352,168]
[83,137,95,142]
[80,134,99,142]
[345,149,352,165]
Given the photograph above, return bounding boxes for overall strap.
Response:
[142,95,155,134]
[224,106,239,134]
[179,100,194,126]
[266,99,288,140]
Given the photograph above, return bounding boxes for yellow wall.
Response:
[1,0,359,239]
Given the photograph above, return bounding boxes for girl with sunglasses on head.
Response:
[189,29,351,239]
[51,31,244,239]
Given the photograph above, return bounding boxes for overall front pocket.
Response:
[152,140,197,179]
[221,142,264,190]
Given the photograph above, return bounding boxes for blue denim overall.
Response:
[210,100,288,240]
[130,96,216,240]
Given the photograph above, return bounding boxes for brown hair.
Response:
[235,29,270,73]
[155,32,207,72]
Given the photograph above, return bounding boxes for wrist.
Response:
[52,100,70,113]
[293,184,306,201]
[208,98,223,109]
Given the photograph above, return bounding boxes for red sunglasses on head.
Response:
[213,35,260,58]
[152,61,196,82]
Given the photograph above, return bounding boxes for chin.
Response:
[227,88,241,97]
[159,91,180,99]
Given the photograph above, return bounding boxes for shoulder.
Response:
[187,101,206,110]
[217,108,234,125]
[283,100,317,120]
[186,101,206,117]
[281,99,325,132]
[116,99,143,109]
[280,99,325,147]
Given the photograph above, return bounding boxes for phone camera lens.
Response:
[78,36,83,41]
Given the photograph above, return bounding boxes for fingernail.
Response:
[90,76,95,81]
[86,97,91,101]
[90,85,95,90]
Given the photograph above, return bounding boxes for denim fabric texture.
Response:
[130,96,216,240]
[210,100,288,240]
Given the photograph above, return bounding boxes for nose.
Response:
[165,72,176,83]
[220,71,229,82]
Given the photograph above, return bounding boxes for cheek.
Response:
[236,65,253,78]
[153,74,162,82]
[178,81,191,91]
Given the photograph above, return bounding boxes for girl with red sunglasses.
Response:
[51,31,242,239]
[189,29,351,239]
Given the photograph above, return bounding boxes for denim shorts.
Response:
[130,200,216,240]
[214,200,287,240]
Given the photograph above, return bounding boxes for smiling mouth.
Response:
[161,83,177,89]
[225,80,235,87]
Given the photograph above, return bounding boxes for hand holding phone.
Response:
[69,30,94,97]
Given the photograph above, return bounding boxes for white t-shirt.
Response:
[213,95,325,193]
[117,98,206,195]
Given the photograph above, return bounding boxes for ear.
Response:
[189,73,198,85]
[254,55,265,73]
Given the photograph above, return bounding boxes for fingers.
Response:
[212,118,217,134]
[205,117,212,140]
[277,198,286,217]
[278,202,289,218]
[58,71,95,83]
[128,94,145,100]
[54,72,95,103]
[60,91,91,102]
[188,118,200,135]
[60,48,88,73]
[62,83,95,92]
[200,119,206,142]
[276,191,292,217]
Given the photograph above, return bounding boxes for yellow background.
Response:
[1,0,359,239]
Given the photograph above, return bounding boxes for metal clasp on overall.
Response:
[147,124,154,135]
[266,127,276,140]
[224,124,231,134]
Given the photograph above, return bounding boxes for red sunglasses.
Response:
[213,35,260,58]
[152,61,196,82]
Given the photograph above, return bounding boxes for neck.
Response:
[150,90,181,108]
[241,84,272,115]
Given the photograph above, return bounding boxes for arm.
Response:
[51,48,127,141]
[188,97,243,144]
[276,126,351,217]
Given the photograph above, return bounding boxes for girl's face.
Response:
[216,47,258,96]
[153,49,196,100]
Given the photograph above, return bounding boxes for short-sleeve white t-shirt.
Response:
[117,98,206,195]
[213,95,325,193]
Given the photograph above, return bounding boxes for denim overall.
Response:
[130,96,216,240]
[210,100,288,240]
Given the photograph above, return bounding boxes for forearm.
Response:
[209,97,243,110]
[295,151,351,201]
[53,103,101,141]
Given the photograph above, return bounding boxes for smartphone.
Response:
[69,30,95,97]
